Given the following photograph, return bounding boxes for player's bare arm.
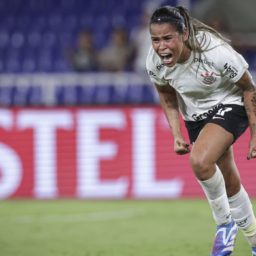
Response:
[155,83,190,154]
[236,71,256,159]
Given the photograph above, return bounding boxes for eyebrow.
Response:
[151,33,178,39]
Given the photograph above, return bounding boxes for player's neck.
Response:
[178,46,191,64]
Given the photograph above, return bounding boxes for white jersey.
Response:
[146,31,249,121]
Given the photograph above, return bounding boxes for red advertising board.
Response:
[0,107,255,199]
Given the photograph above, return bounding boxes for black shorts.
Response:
[185,104,249,144]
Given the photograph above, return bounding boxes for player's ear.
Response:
[182,28,189,42]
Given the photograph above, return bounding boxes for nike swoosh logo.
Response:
[212,116,225,120]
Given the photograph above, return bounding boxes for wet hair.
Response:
[150,5,229,52]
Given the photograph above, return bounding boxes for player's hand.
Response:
[174,138,190,155]
[247,138,256,160]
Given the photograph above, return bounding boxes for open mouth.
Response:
[160,53,173,65]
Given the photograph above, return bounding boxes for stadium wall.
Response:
[0,106,255,200]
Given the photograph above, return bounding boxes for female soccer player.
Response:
[146,5,256,256]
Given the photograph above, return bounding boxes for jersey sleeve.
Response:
[215,43,249,83]
[146,47,167,86]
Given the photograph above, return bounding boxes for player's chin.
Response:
[163,61,175,67]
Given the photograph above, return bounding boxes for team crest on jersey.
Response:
[200,71,217,85]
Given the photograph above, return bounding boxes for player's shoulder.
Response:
[201,31,246,66]
[197,31,238,61]
[196,31,225,51]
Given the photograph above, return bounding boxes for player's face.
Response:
[150,23,190,67]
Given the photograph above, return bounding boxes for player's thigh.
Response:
[190,123,234,168]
